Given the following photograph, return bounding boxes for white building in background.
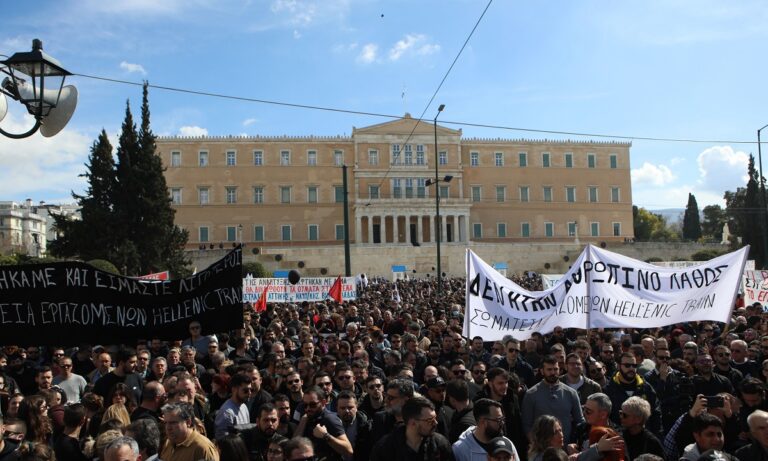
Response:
[0,200,47,257]
[34,202,80,243]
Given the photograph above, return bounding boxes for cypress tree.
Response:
[50,130,117,260]
[682,193,702,241]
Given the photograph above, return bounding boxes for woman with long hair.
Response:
[100,403,131,429]
[106,383,137,414]
[529,415,565,461]
[216,434,249,461]
[17,394,53,445]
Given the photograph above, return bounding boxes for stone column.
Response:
[393,214,399,244]
[440,215,449,243]
[405,215,412,244]
[465,214,471,242]
[367,215,374,244]
[356,215,362,243]
[382,216,388,243]
[417,215,424,244]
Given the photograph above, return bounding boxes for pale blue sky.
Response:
[1,0,766,210]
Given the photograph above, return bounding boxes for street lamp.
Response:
[0,39,78,139]
[758,124,768,266]
[433,104,445,295]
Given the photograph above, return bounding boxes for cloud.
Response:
[0,111,92,201]
[179,126,208,137]
[670,157,685,166]
[271,0,317,26]
[696,145,749,193]
[631,162,676,186]
[357,44,378,64]
[293,30,302,39]
[388,34,440,61]
[242,118,258,127]
[119,61,147,75]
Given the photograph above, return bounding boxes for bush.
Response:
[87,259,121,274]
[645,257,663,263]
[243,261,268,278]
[690,250,723,261]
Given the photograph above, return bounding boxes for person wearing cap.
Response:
[453,398,518,461]
[422,376,454,438]
[487,436,517,461]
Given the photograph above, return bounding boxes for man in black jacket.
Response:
[445,379,475,444]
[93,347,144,404]
[370,397,454,461]
[735,409,768,461]
[337,391,373,461]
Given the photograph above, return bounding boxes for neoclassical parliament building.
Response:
[157,115,634,266]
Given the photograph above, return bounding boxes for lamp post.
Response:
[758,124,768,266]
[0,39,77,139]
[433,104,445,295]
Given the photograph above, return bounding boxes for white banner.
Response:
[742,270,768,306]
[242,276,357,303]
[464,245,748,341]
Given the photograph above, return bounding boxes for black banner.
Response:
[0,248,243,346]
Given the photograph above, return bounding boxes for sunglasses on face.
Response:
[621,363,637,368]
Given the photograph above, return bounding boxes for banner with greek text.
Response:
[742,270,768,305]
[464,245,748,341]
[585,245,747,328]
[463,249,589,341]
[242,276,357,303]
[0,248,243,346]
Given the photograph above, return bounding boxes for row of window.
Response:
[471,151,618,169]
[172,149,346,168]
[196,221,621,242]
[199,224,346,243]
[171,183,623,205]
[472,185,622,203]
[172,185,346,205]
[475,221,622,239]
[171,148,619,169]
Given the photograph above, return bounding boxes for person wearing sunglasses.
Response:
[692,354,735,397]
[453,398,518,461]
[295,386,352,461]
[643,348,686,433]
[283,436,315,461]
[497,339,535,388]
[711,345,743,392]
[603,353,661,436]
[370,397,453,461]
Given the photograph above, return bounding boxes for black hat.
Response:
[488,437,515,456]
[425,377,446,389]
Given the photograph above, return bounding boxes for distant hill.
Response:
[650,208,684,224]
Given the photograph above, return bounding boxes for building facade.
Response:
[0,200,48,257]
[157,115,633,256]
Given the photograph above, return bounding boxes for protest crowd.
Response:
[1,272,767,461]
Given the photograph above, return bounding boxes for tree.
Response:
[633,206,678,241]
[682,193,702,241]
[724,154,766,267]
[50,83,190,276]
[701,205,726,241]
[50,130,118,262]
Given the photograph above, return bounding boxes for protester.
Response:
[5,270,768,461]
